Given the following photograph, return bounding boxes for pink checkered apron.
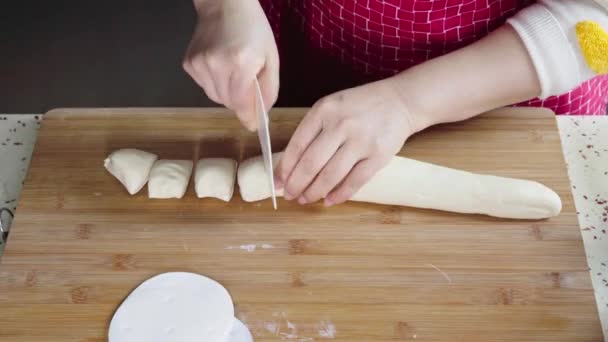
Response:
[261,0,608,115]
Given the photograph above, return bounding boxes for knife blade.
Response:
[254,79,277,210]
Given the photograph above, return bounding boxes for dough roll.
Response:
[237,153,562,219]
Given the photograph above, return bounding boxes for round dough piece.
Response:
[148,160,194,199]
[109,272,235,342]
[195,158,237,201]
[104,149,158,195]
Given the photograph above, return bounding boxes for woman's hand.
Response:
[275,79,418,207]
[273,25,541,207]
[183,0,279,131]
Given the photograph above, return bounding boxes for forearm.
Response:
[392,0,608,129]
[391,25,540,133]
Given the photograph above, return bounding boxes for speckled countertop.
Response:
[557,117,608,339]
[0,114,607,338]
[0,115,40,249]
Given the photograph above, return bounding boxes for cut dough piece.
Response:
[148,160,194,199]
[237,154,562,219]
[104,149,158,195]
[195,158,237,202]
[237,152,284,202]
[226,318,253,342]
[109,272,235,342]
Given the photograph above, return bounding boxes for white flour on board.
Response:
[264,321,279,334]
[317,321,336,338]
[280,319,298,339]
[280,332,299,339]
[260,312,334,340]
[225,244,274,252]
[240,244,257,252]
[287,321,296,330]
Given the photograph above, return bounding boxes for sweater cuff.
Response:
[508,5,581,99]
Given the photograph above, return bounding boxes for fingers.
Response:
[226,49,267,131]
[282,129,345,202]
[183,0,280,131]
[228,66,257,131]
[229,50,278,132]
[205,56,232,105]
[184,46,270,132]
[300,142,362,204]
[325,158,384,206]
[183,55,222,104]
[274,107,324,189]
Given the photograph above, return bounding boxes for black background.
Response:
[1,0,217,113]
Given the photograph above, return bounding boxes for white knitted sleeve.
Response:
[508,0,608,98]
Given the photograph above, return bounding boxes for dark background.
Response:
[3,2,605,114]
[0,0,352,114]
[1,0,218,113]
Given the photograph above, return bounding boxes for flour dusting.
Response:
[280,332,298,339]
[225,243,274,252]
[264,321,279,334]
[317,321,336,338]
[283,319,298,339]
[240,244,257,252]
[258,314,320,341]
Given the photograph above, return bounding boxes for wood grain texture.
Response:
[0,107,602,341]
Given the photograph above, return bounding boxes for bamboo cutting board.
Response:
[0,108,602,341]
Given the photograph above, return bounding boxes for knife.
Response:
[254,79,278,210]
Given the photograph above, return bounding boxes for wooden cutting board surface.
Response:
[0,107,602,341]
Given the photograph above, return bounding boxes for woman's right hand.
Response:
[183,0,279,131]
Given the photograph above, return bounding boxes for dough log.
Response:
[237,153,562,219]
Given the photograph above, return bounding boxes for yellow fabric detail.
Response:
[576,21,608,74]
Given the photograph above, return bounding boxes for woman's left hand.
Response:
[274,79,417,206]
